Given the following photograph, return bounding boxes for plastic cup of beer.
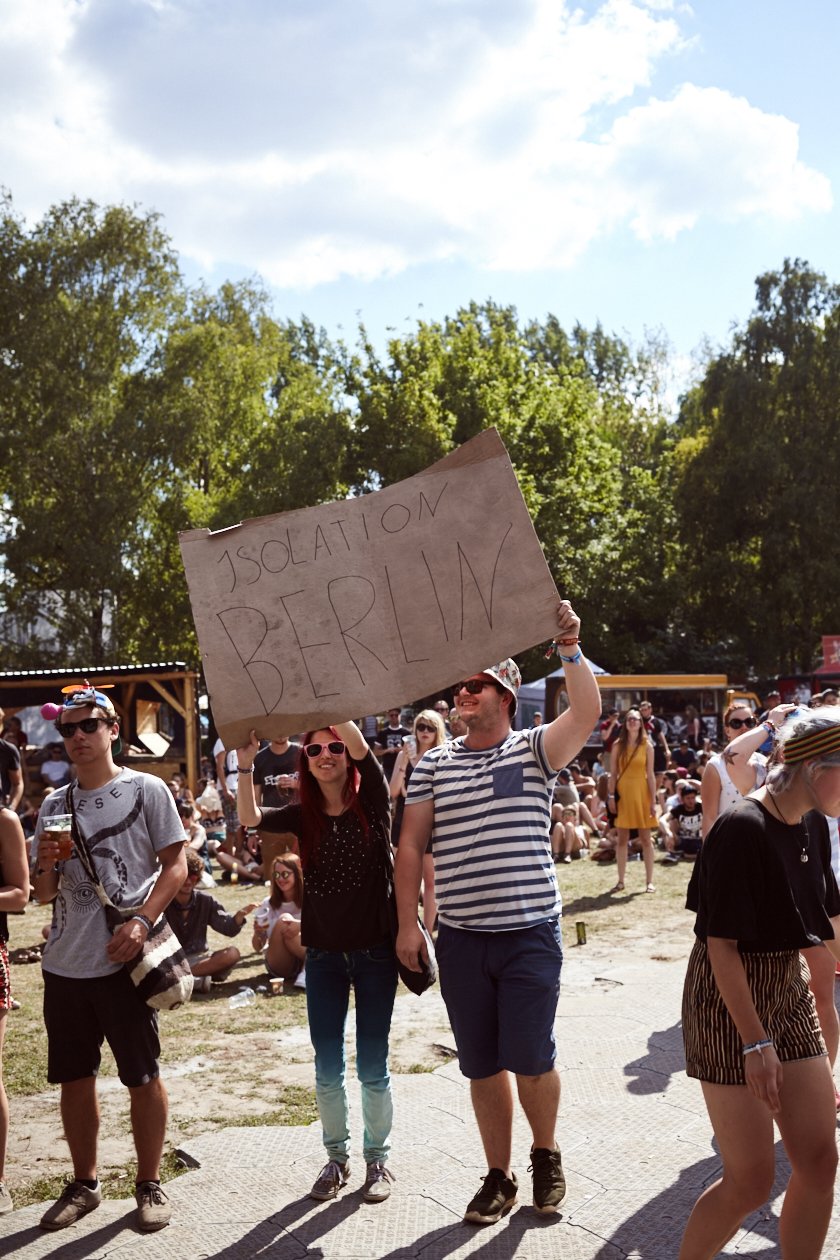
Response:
[45,814,74,861]
[270,977,284,996]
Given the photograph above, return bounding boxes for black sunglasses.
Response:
[415,722,435,734]
[727,717,756,730]
[56,717,112,738]
[304,740,346,758]
[453,679,493,695]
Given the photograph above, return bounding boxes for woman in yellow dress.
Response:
[607,709,657,894]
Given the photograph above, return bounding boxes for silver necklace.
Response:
[769,794,810,862]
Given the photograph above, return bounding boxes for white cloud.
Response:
[604,83,833,240]
[0,0,831,289]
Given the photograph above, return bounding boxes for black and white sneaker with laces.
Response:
[463,1168,518,1224]
[362,1161,394,1202]
[309,1159,350,1200]
[529,1146,566,1213]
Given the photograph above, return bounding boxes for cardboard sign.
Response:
[180,428,559,747]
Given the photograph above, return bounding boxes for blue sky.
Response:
[2,0,838,398]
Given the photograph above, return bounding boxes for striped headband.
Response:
[780,724,840,764]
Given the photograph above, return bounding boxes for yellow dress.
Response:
[614,742,656,829]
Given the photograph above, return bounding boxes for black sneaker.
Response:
[662,851,681,864]
[529,1146,566,1213]
[309,1159,350,1201]
[464,1168,518,1224]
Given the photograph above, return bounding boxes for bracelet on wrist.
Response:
[238,766,254,774]
[131,913,155,933]
[742,1038,773,1056]
[762,721,776,737]
[544,635,581,659]
[558,648,584,665]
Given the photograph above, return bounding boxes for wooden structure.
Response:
[0,662,202,791]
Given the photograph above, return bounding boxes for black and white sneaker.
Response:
[464,1168,518,1224]
[362,1161,394,1202]
[529,1147,566,1213]
[309,1159,350,1201]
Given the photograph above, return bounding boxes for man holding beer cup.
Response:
[31,685,186,1233]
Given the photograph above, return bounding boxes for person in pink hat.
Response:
[395,601,600,1225]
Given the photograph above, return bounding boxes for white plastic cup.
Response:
[228,987,256,1009]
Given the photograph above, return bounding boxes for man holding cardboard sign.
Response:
[395,601,599,1225]
[179,429,562,749]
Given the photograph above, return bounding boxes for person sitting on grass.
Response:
[660,785,704,864]
[551,804,590,863]
[252,853,306,987]
[164,851,256,993]
[214,825,266,883]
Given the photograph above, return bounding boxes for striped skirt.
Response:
[0,941,10,1010]
[682,939,825,1085]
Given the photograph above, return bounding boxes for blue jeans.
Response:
[305,943,398,1164]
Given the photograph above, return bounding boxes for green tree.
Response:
[347,301,680,677]
[124,296,355,660]
[0,195,183,664]
[673,259,840,676]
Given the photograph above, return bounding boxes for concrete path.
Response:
[2,946,838,1258]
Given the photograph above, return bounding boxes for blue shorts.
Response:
[436,918,563,1079]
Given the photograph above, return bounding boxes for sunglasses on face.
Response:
[415,722,435,734]
[274,868,293,880]
[56,717,112,738]
[304,741,346,758]
[453,679,493,695]
[727,717,756,730]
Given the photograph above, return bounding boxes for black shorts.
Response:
[43,968,161,1088]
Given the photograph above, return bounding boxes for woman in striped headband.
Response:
[679,708,840,1259]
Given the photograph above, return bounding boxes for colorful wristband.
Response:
[742,1038,773,1056]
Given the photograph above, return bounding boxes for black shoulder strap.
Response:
[67,784,119,919]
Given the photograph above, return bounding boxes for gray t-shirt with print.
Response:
[32,768,183,979]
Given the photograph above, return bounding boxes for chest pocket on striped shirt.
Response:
[492,765,523,797]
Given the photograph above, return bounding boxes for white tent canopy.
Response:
[516,657,607,726]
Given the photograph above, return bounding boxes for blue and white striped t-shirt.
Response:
[406,727,560,931]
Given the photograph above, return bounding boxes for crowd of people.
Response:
[1,640,840,1256]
